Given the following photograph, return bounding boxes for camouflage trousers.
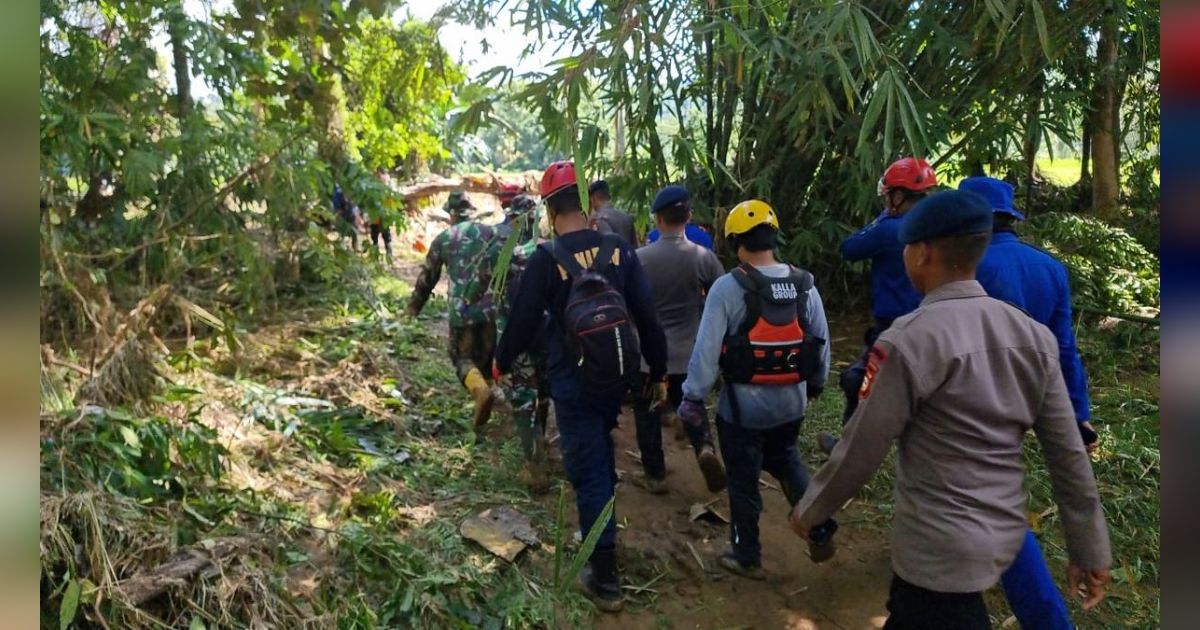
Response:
[508,351,550,461]
[448,322,496,387]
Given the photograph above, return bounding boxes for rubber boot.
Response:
[463,367,495,430]
[577,548,623,612]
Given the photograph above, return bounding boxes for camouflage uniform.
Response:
[407,192,498,389]
[491,204,550,462]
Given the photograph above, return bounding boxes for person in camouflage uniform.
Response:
[406,190,499,430]
[490,194,553,492]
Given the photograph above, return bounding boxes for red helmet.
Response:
[540,161,577,199]
[878,157,938,196]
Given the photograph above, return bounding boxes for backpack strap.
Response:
[545,239,585,279]
[788,265,816,330]
[590,233,622,273]
[731,264,764,337]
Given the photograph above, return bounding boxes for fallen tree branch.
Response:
[116,536,248,606]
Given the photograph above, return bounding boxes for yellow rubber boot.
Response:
[464,367,495,430]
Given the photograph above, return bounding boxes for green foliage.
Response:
[451,0,1159,301]
[41,399,227,501]
[343,18,465,174]
[1024,213,1160,313]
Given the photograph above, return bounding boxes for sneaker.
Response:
[817,432,839,455]
[696,446,727,493]
[577,565,623,612]
[718,553,766,581]
[631,472,668,495]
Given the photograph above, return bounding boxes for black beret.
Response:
[899,190,993,244]
[651,185,689,213]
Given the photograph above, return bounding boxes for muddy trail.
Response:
[589,407,893,629]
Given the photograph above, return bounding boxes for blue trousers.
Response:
[550,374,627,556]
[1001,529,1073,629]
[716,416,810,567]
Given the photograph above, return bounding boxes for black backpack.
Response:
[719,263,825,385]
[544,234,640,387]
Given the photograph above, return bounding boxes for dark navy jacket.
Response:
[647,222,714,250]
[495,229,668,382]
[840,211,922,320]
[976,231,1091,421]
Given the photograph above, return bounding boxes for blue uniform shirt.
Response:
[647,222,714,250]
[840,211,922,319]
[976,231,1091,421]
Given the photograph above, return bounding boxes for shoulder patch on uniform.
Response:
[858,344,888,400]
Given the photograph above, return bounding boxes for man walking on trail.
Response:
[961,175,1099,630]
[494,162,667,612]
[407,190,499,431]
[631,185,727,495]
[821,157,936,454]
[679,199,830,580]
[790,190,1111,630]
[489,194,553,493]
[587,179,640,246]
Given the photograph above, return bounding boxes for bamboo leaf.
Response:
[559,497,615,594]
[883,74,896,161]
[59,578,81,630]
[857,72,890,150]
[1028,0,1054,61]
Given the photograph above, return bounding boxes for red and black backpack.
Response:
[719,263,825,385]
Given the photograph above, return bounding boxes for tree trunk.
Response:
[1089,2,1121,220]
[168,3,192,121]
[1022,72,1045,210]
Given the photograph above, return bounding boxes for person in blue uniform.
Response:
[647,220,715,250]
[963,175,1099,630]
[821,158,936,453]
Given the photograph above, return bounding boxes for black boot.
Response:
[577,548,623,612]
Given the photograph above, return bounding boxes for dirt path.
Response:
[389,222,892,628]
[579,406,892,630]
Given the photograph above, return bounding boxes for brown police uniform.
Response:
[795,280,1110,605]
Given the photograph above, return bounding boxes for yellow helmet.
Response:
[724,199,780,236]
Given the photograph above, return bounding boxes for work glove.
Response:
[1079,421,1098,453]
[677,398,706,428]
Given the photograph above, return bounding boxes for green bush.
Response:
[1024,213,1160,314]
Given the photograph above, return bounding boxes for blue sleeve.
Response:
[624,247,668,378]
[647,228,660,243]
[1049,265,1091,421]
[840,217,893,261]
[682,277,733,401]
[689,223,715,250]
[495,247,552,373]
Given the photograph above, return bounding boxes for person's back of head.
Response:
[957,176,1024,233]
[588,179,611,205]
[880,157,939,215]
[724,200,781,263]
[651,185,691,229]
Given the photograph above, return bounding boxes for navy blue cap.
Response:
[651,185,689,213]
[957,176,1025,220]
[899,190,994,244]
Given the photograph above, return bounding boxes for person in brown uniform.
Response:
[789,190,1111,629]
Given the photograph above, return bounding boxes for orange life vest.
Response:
[719,263,825,385]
